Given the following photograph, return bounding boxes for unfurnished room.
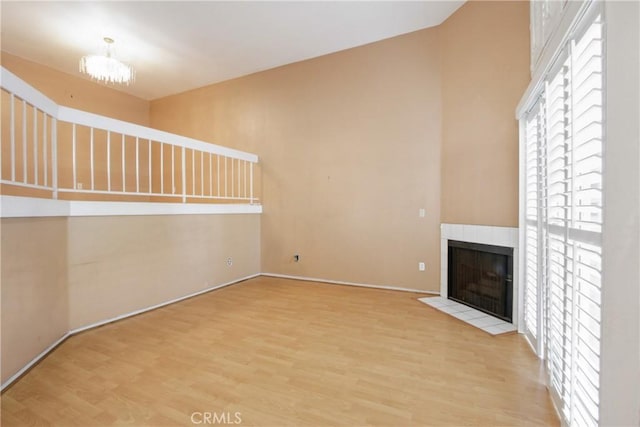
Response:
[0,1,638,426]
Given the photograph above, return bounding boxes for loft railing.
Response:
[0,67,259,204]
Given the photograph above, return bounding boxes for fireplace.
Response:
[447,240,513,322]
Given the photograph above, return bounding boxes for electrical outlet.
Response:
[226,257,233,267]
[77,182,83,190]
[419,208,425,218]
[419,262,426,271]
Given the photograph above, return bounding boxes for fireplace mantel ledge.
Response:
[440,223,518,249]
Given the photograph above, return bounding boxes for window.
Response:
[521,4,603,426]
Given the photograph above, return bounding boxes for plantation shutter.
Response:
[564,12,603,426]
[544,51,573,416]
[523,101,543,350]
[521,4,603,426]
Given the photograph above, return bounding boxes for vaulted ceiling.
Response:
[1,1,464,100]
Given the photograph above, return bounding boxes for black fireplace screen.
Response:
[447,240,513,322]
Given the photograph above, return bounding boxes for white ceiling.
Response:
[1,1,464,100]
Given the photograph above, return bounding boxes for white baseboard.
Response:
[261,273,439,295]
[68,273,260,335]
[0,332,71,392]
[1,272,435,391]
[0,273,260,392]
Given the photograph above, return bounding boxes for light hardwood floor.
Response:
[1,277,559,426]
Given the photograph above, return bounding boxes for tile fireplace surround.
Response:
[437,223,520,332]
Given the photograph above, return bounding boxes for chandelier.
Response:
[79,37,135,85]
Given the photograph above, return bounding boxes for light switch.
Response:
[419,208,426,218]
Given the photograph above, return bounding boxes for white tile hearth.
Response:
[418,296,516,336]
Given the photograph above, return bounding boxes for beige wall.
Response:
[0,213,260,384]
[1,217,69,384]
[151,2,530,290]
[440,1,530,227]
[151,29,443,291]
[67,214,261,329]
[1,52,150,125]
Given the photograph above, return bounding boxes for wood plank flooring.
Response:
[1,277,559,426]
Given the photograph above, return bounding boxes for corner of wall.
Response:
[439,1,530,227]
[1,216,70,385]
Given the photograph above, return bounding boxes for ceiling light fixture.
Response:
[79,37,135,85]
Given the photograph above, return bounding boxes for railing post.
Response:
[10,94,15,181]
[121,134,125,192]
[33,105,38,185]
[135,137,139,194]
[250,162,254,204]
[22,100,26,184]
[72,123,77,190]
[209,153,213,197]
[191,149,195,195]
[90,127,95,191]
[171,145,175,194]
[243,160,247,199]
[107,131,111,192]
[52,118,58,199]
[181,146,186,203]
[160,142,164,195]
[148,139,152,194]
[43,114,48,188]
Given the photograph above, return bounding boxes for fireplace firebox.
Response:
[447,240,513,322]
